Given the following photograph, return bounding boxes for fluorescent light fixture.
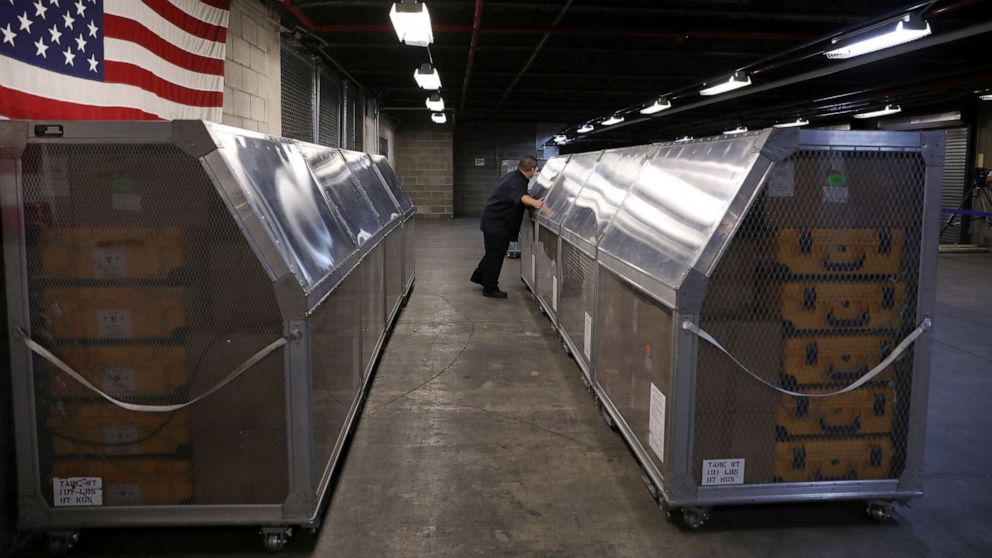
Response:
[980,93,992,101]
[723,126,748,135]
[426,93,445,111]
[390,1,434,47]
[431,112,447,123]
[601,113,624,126]
[675,136,693,142]
[700,72,751,96]
[774,118,810,128]
[825,13,930,60]
[639,98,672,115]
[553,134,568,144]
[577,124,594,133]
[854,104,901,119]
[414,63,441,90]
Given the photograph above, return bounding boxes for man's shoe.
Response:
[470,270,483,285]
[483,288,508,299]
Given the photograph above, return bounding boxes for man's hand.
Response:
[522,194,544,210]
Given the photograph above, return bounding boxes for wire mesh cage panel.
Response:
[521,215,535,289]
[309,271,362,483]
[2,121,416,540]
[696,148,927,486]
[595,268,674,474]
[559,243,597,369]
[403,218,416,291]
[384,230,404,321]
[361,245,386,375]
[19,143,289,507]
[535,226,560,316]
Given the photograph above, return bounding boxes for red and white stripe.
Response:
[0,0,230,121]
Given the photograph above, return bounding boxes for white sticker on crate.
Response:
[531,254,535,284]
[583,312,592,360]
[552,276,558,311]
[767,160,795,198]
[53,477,103,506]
[822,169,849,204]
[112,194,142,211]
[97,309,133,339]
[104,426,140,455]
[101,368,137,396]
[91,248,128,279]
[648,383,666,462]
[701,459,745,486]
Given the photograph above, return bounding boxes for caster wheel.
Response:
[866,501,894,523]
[261,527,292,553]
[682,508,709,530]
[47,531,79,556]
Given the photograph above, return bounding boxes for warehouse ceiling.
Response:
[277,0,992,145]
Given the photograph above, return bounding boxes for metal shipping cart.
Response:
[0,120,415,552]
[522,128,942,527]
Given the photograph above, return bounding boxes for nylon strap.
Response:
[682,318,931,398]
[18,328,292,413]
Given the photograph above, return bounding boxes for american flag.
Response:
[0,0,229,121]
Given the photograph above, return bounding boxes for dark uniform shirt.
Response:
[480,170,529,240]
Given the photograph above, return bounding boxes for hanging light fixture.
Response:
[639,98,672,115]
[431,112,447,123]
[700,71,751,96]
[553,134,568,144]
[675,136,693,142]
[414,63,441,90]
[853,104,901,119]
[723,125,748,135]
[577,124,594,133]
[773,118,810,128]
[390,1,434,47]
[979,92,992,101]
[601,113,625,126]
[825,12,930,60]
[426,93,445,111]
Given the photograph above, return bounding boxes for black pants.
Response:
[473,230,511,290]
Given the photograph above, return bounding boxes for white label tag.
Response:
[767,160,795,197]
[97,309,133,338]
[103,426,140,455]
[530,254,535,284]
[648,383,666,462]
[583,312,592,360]
[53,477,103,506]
[701,459,746,486]
[552,276,558,311]
[91,248,127,279]
[101,368,137,396]
[822,169,849,204]
[112,194,142,211]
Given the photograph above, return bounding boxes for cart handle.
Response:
[17,328,296,413]
[682,318,930,398]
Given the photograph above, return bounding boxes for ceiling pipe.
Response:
[496,0,574,109]
[460,0,484,111]
[278,12,812,41]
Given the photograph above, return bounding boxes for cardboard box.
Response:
[41,286,187,340]
[51,345,188,398]
[693,411,776,485]
[774,436,895,482]
[191,428,288,505]
[38,227,186,280]
[695,320,782,414]
[775,386,895,438]
[52,458,194,506]
[774,228,904,276]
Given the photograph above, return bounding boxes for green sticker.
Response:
[826,171,847,188]
[111,178,133,192]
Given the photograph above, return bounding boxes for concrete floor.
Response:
[17,219,992,557]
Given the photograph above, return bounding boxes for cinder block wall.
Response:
[395,121,454,219]
[222,0,281,135]
[454,122,536,218]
